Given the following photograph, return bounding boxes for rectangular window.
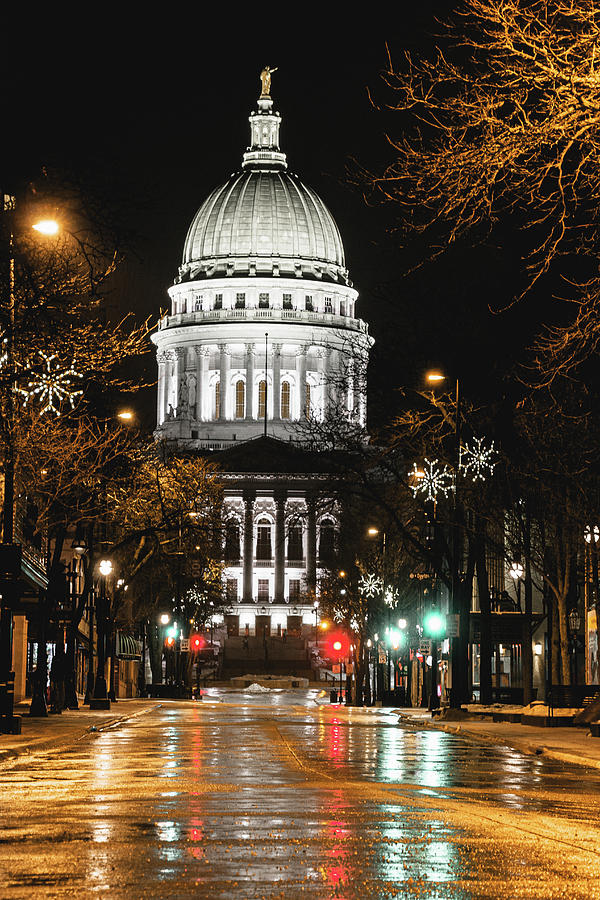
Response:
[235,380,245,419]
[324,296,333,313]
[340,301,346,316]
[215,381,220,419]
[289,579,301,601]
[259,292,270,308]
[214,294,223,310]
[305,383,311,419]
[256,524,272,560]
[226,578,238,601]
[235,292,246,309]
[287,526,303,561]
[305,295,313,311]
[258,579,270,602]
[283,293,293,309]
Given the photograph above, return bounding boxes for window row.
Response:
[224,519,336,562]
[216,380,311,420]
[172,292,355,317]
[225,577,303,603]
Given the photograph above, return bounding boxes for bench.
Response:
[547,685,600,711]
[490,687,537,704]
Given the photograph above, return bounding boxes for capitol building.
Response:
[152,73,373,667]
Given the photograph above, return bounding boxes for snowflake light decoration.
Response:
[410,458,453,502]
[17,352,83,415]
[333,608,344,623]
[460,437,498,483]
[383,586,399,607]
[359,573,383,598]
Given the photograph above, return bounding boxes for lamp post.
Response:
[0,204,60,734]
[90,558,112,709]
[425,370,466,708]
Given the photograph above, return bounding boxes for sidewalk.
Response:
[0,699,161,764]
[397,706,600,771]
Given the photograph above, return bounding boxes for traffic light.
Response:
[386,628,406,650]
[190,634,204,652]
[325,632,349,659]
[165,635,175,648]
[423,610,446,638]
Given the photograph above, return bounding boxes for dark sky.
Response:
[4,8,535,431]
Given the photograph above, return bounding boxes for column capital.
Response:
[272,342,282,355]
[218,342,229,354]
[243,488,257,504]
[157,350,170,365]
[195,345,210,358]
[274,488,287,508]
[245,342,256,355]
[174,347,187,360]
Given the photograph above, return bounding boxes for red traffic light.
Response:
[165,636,175,648]
[325,632,349,659]
[190,634,204,652]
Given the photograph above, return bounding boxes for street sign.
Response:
[446,614,460,638]
[419,641,431,655]
[180,637,190,651]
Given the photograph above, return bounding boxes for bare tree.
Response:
[358,1,600,380]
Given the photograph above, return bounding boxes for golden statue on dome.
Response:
[260,65,278,98]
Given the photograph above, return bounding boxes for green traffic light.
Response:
[423,610,445,637]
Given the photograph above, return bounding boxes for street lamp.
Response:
[90,558,112,709]
[425,369,464,707]
[0,210,61,734]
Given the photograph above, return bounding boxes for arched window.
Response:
[235,380,245,419]
[319,519,335,562]
[215,381,220,418]
[305,383,311,419]
[281,381,290,419]
[256,517,272,560]
[258,380,267,419]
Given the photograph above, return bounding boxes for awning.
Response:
[115,633,142,660]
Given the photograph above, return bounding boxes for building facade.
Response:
[151,80,373,655]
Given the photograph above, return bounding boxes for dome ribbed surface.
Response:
[181,169,347,280]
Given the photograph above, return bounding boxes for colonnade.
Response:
[157,341,367,426]
[240,489,318,603]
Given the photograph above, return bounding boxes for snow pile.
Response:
[245,682,272,693]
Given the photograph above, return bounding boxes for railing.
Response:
[286,558,306,568]
[160,307,369,334]
[255,559,274,567]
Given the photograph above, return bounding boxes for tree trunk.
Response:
[522,508,534,705]
[64,624,79,709]
[557,592,571,686]
[551,596,561,685]
[474,519,492,705]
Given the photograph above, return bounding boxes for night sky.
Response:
[4,8,536,432]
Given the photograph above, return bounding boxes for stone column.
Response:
[218,343,229,421]
[157,351,168,425]
[296,346,307,419]
[306,495,317,592]
[356,353,367,426]
[274,490,287,603]
[173,348,186,416]
[242,490,256,602]
[195,347,208,421]
[245,343,254,419]
[272,343,282,420]
[325,346,336,417]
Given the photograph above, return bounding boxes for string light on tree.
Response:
[460,437,498,482]
[17,352,83,415]
[410,458,453,502]
[383,586,399,607]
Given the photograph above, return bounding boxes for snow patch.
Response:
[245,682,272,693]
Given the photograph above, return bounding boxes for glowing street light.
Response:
[99,559,113,577]
[426,371,445,385]
[32,218,60,236]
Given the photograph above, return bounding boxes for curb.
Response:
[398,714,600,772]
[0,703,160,766]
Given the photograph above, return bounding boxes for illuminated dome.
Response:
[177,95,350,285]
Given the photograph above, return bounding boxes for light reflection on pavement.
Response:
[0,689,599,898]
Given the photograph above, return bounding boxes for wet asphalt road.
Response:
[1,689,600,899]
